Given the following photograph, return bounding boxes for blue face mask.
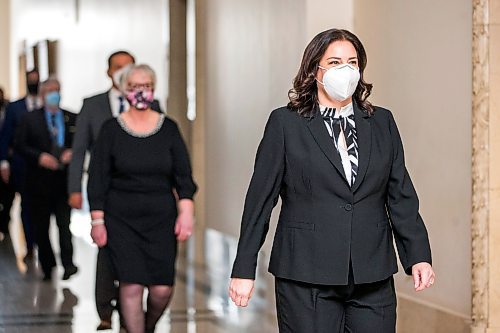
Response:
[45,91,61,107]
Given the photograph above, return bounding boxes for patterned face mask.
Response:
[125,89,154,111]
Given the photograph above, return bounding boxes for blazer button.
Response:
[344,204,352,211]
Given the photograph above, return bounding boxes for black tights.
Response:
[120,282,173,333]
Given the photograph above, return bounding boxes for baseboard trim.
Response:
[397,295,471,333]
[397,291,470,320]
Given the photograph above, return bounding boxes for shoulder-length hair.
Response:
[287,29,374,117]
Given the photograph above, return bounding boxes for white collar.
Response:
[109,87,123,99]
[319,103,354,118]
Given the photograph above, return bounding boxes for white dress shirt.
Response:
[108,88,129,118]
[26,95,43,111]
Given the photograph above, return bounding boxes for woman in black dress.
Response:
[88,64,197,333]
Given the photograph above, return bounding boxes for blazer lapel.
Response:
[36,109,53,148]
[351,104,372,192]
[103,91,113,117]
[306,112,348,183]
[63,111,75,148]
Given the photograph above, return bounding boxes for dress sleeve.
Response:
[170,122,197,200]
[231,109,285,279]
[87,121,114,211]
[386,111,432,275]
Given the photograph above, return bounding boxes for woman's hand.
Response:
[91,224,107,247]
[175,211,193,241]
[175,199,194,241]
[412,262,435,291]
[229,278,255,307]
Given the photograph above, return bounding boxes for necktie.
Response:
[50,114,59,146]
[118,96,125,113]
[322,108,359,186]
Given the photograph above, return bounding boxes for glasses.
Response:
[127,82,154,91]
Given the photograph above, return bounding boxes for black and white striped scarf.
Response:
[320,105,359,186]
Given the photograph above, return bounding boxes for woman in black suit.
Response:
[229,29,435,332]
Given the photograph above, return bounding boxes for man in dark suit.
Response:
[0,70,41,255]
[0,87,15,238]
[15,78,78,281]
[68,50,162,331]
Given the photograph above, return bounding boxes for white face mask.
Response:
[317,64,360,102]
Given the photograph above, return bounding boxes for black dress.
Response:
[87,114,197,286]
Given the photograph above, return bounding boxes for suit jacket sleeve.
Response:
[87,120,114,211]
[64,111,77,148]
[14,113,42,164]
[386,111,432,275]
[68,100,92,193]
[231,109,285,279]
[0,103,16,161]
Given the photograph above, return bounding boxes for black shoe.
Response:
[119,319,126,331]
[41,264,55,281]
[62,265,78,280]
[24,248,34,263]
[42,272,52,281]
[96,320,112,330]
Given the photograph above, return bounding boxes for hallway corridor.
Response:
[0,200,278,333]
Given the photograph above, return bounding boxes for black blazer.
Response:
[14,108,77,197]
[231,103,432,285]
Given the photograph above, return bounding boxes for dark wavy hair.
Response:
[287,29,374,117]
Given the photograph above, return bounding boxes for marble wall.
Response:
[472,0,500,331]
[354,0,472,320]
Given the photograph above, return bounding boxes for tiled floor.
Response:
[0,197,278,333]
[0,198,473,333]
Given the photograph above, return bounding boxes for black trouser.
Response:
[0,179,15,234]
[275,268,396,333]
[30,193,74,275]
[11,164,35,250]
[96,247,120,322]
[20,190,35,250]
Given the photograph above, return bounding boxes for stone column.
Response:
[192,0,206,262]
[168,0,207,263]
[472,0,500,332]
[167,0,190,141]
